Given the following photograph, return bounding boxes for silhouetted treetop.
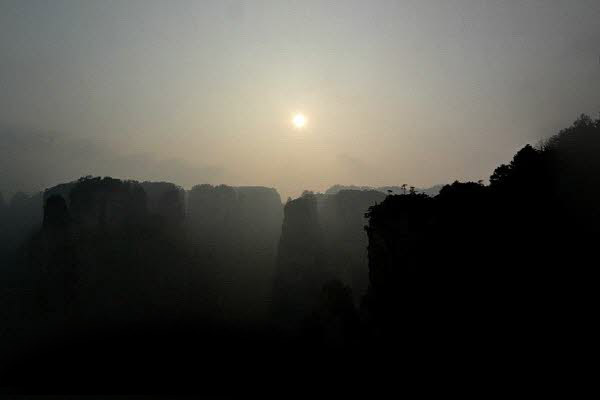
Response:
[365,191,432,225]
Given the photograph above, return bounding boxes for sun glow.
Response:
[292,113,307,128]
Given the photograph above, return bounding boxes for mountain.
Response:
[325,184,445,197]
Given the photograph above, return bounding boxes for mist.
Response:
[0,126,223,197]
[2,1,599,199]
[2,0,599,396]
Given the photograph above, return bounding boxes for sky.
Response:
[1,0,599,199]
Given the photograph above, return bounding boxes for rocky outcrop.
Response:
[235,186,283,250]
[67,177,147,230]
[186,183,283,321]
[272,192,326,328]
[318,189,386,301]
[273,189,385,328]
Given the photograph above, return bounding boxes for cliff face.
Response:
[186,183,283,321]
[140,181,185,225]
[186,184,282,257]
[233,186,283,319]
[235,186,283,251]
[186,184,281,249]
[272,193,325,328]
[319,190,386,301]
[16,177,387,330]
[32,177,187,322]
[0,190,43,316]
[187,184,239,239]
[44,178,190,230]
[17,175,405,331]
[20,179,285,325]
[363,193,437,325]
[66,177,148,230]
[0,191,43,264]
[43,182,76,205]
[13,179,263,326]
[273,189,386,328]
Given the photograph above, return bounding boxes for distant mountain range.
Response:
[324,184,445,197]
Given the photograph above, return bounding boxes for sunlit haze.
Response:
[292,114,307,129]
[1,0,599,198]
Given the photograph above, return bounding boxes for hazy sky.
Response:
[1,0,599,198]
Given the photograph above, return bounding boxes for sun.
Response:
[292,113,307,128]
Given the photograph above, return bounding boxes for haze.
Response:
[1,0,599,198]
